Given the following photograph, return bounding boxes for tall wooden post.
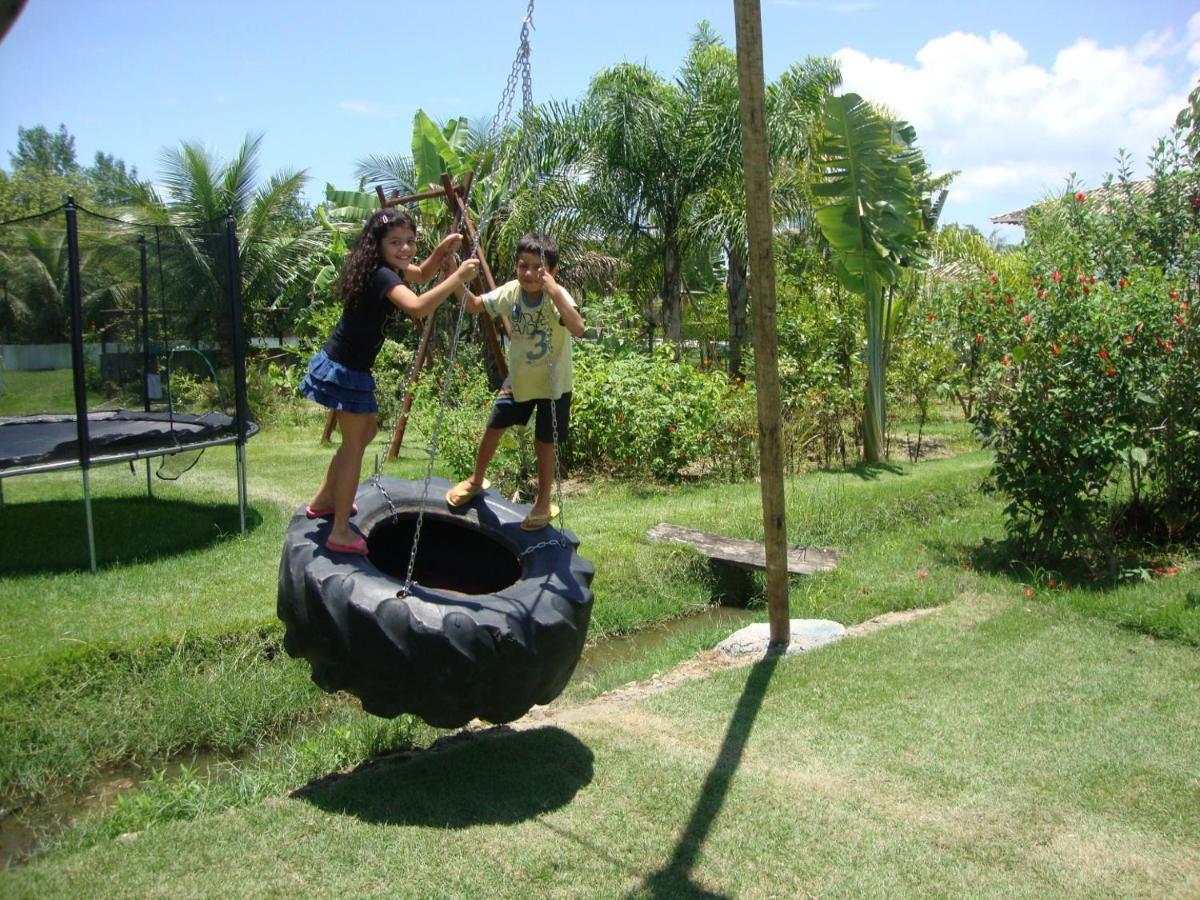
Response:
[734,0,790,647]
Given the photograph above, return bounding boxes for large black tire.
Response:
[278,477,594,728]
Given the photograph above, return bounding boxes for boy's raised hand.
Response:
[539,267,562,294]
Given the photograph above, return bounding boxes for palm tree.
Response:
[0,221,131,344]
[112,134,321,350]
[558,30,744,359]
[685,26,840,377]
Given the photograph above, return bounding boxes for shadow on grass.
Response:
[296,726,593,828]
[0,496,262,575]
[844,460,905,481]
[929,535,1129,592]
[634,653,779,900]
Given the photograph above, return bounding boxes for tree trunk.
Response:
[726,240,749,379]
[661,239,682,361]
[862,270,886,464]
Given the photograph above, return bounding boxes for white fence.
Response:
[1,344,101,371]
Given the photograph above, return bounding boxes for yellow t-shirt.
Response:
[482,280,577,402]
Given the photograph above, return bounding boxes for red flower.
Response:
[1001,357,1010,366]
[1170,291,1180,300]
[1167,566,1178,576]
[1165,339,1173,352]
[1052,271,1062,283]
[1118,278,1127,288]
[1106,369,1117,377]
[1083,285,1090,294]
[1024,586,1034,598]
[1052,345,1060,355]
[926,313,935,321]
[975,334,984,345]
[988,274,997,284]
[1099,349,1109,360]
[1074,191,1086,203]
[1022,314,1032,324]
[916,569,929,579]
[1175,316,1186,327]
[1124,335,1133,345]
[1036,289,1046,299]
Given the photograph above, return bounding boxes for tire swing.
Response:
[278,0,591,728]
[277,477,594,728]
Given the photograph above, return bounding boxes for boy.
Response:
[447,234,584,530]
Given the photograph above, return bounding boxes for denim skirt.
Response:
[299,349,377,414]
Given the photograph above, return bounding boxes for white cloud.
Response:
[833,29,1193,227]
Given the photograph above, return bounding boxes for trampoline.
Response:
[0,410,256,473]
[0,198,256,571]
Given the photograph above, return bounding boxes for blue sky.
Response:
[1,0,1197,236]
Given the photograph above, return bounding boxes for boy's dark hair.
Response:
[517,233,559,269]
[337,207,419,307]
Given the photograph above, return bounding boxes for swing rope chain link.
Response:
[394,289,473,598]
[382,0,568,588]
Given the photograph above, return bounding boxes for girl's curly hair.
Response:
[337,208,418,308]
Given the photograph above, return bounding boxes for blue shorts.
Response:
[487,383,571,444]
[299,349,377,414]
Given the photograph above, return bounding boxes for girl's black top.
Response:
[323,266,404,371]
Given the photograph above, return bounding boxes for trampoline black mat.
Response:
[0,411,258,469]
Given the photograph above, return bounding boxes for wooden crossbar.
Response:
[646,523,839,576]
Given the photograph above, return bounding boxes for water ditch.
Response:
[0,602,760,868]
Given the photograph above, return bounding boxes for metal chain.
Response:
[381,1,539,593]
[517,17,568,546]
[467,0,536,261]
[396,289,473,597]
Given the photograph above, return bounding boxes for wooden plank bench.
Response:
[646,523,840,575]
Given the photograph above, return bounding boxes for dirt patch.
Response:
[845,607,940,638]
[520,606,941,726]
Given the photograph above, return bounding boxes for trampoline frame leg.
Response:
[236,442,247,532]
[145,458,153,497]
[81,467,97,574]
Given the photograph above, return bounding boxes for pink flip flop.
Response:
[306,503,358,519]
[325,536,368,556]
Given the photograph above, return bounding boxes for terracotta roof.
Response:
[991,179,1157,226]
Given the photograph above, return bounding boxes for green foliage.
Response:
[972,190,1198,566]
[812,93,928,462]
[571,343,744,480]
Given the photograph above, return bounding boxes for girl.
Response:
[300,208,478,555]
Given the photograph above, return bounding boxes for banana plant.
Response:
[812,92,923,463]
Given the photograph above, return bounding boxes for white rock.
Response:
[716,619,846,656]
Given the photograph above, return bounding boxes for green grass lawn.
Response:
[1,417,1197,895]
[6,595,1199,898]
[0,369,82,416]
